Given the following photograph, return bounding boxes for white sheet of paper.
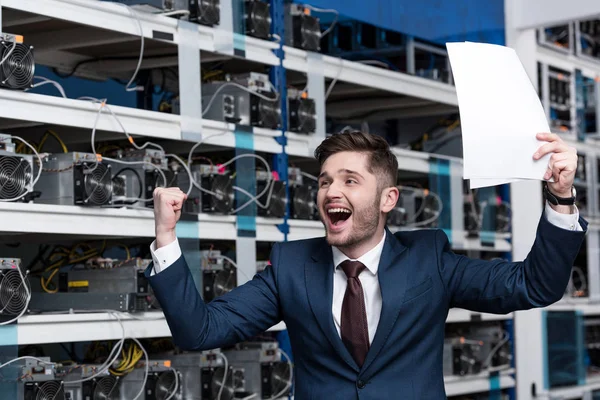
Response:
[446,41,552,187]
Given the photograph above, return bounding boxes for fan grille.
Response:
[211,367,238,400]
[293,184,316,219]
[35,381,65,400]
[301,15,321,51]
[156,370,178,400]
[213,264,236,297]
[83,163,113,205]
[0,269,28,315]
[0,155,31,199]
[266,181,287,218]
[258,99,281,129]
[210,175,234,213]
[270,362,291,396]
[246,1,271,39]
[296,99,316,133]
[198,0,220,25]
[0,41,34,89]
[94,376,120,400]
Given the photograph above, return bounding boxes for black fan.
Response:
[25,380,65,400]
[297,14,321,51]
[0,268,28,315]
[267,362,291,398]
[245,0,271,39]
[386,205,407,227]
[0,41,34,89]
[83,163,113,205]
[254,98,281,129]
[155,370,178,400]
[211,366,241,400]
[213,263,237,297]
[0,155,32,200]
[291,184,316,220]
[195,0,220,26]
[94,376,120,400]
[289,98,316,134]
[210,174,234,213]
[495,203,511,233]
[260,180,286,218]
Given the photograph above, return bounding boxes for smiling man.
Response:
[146,129,587,400]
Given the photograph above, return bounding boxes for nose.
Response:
[325,180,343,200]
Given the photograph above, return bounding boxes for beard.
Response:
[320,194,381,249]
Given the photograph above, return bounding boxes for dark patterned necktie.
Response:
[340,260,370,367]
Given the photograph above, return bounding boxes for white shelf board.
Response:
[537,45,600,77]
[444,369,515,396]
[546,298,600,315]
[15,312,286,345]
[283,46,459,106]
[3,0,279,66]
[0,202,284,242]
[546,376,600,399]
[446,308,513,323]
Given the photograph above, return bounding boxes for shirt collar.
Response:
[332,230,387,275]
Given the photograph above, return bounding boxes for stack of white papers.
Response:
[445,41,552,189]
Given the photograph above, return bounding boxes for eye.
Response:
[346,179,358,184]
[319,180,329,187]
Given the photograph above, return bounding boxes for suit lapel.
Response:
[305,240,359,372]
[361,227,409,374]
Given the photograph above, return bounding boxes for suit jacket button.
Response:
[357,380,366,389]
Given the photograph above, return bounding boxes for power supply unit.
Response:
[223,342,291,400]
[0,32,34,90]
[108,148,170,208]
[62,363,120,400]
[0,144,35,202]
[35,152,113,206]
[287,88,316,134]
[256,170,287,218]
[244,0,271,40]
[284,3,321,52]
[202,73,282,130]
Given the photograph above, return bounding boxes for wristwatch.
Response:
[543,183,576,206]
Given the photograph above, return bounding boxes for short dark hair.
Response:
[314,129,398,189]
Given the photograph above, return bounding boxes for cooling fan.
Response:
[0,153,33,201]
[291,183,317,220]
[386,205,407,227]
[258,179,287,218]
[252,97,282,130]
[263,362,291,398]
[245,0,271,39]
[24,380,65,400]
[0,38,34,90]
[77,163,113,206]
[211,366,245,400]
[202,174,234,213]
[296,13,321,51]
[194,0,220,26]
[0,265,28,317]
[146,370,179,400]
[90,376,120,400]
[288,97,316,134]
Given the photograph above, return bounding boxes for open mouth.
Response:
[327,207,352,226]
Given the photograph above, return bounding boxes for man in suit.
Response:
[146,129,586,399]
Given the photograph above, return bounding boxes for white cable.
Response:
[113,3,145,92]
[300,171,318,181]
[105,156,168,203]
[482,331,510,369]
[265,348,294,400]
[202,82,279,117]
[217,254,253,283]
[0,267,30,326]
[29,76,68,98]
[164,368,180,400]
[220,153,274,214]
[325,58,343,100]
[217,352,229,400]
[303,4,339,37]
[129,336,149,400]
[406,190,443,228]
[0,40,16,67]
[270,33,282,43]
[0,135,43,202]
[160,9,190,17]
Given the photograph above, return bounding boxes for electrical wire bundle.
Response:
[109,341,144,376]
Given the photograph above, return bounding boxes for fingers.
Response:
[544,153,569,180]
[154,187,187,210]
[533,140,571,160]
[536,132,561,142]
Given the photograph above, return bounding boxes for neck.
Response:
[337,227,385,260]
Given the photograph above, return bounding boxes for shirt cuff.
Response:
[544,201,583,232]
[149,237,182,276]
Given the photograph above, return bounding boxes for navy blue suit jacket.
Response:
[146,212,587,399]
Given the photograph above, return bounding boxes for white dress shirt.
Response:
[149,202,583,340]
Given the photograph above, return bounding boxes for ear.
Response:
[380,186,399,213]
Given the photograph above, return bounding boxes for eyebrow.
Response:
[318,169,365,180]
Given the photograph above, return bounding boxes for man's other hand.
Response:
[154,187,187,248]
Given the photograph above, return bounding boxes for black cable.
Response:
[52,54,177,79]
[113,167,144,203]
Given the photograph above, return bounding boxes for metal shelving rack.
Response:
[0,0,518,398]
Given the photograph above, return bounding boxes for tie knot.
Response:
[340,260,366,279]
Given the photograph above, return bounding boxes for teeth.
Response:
[328,208,351,213]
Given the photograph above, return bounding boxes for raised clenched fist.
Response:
[153,187,187,248]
